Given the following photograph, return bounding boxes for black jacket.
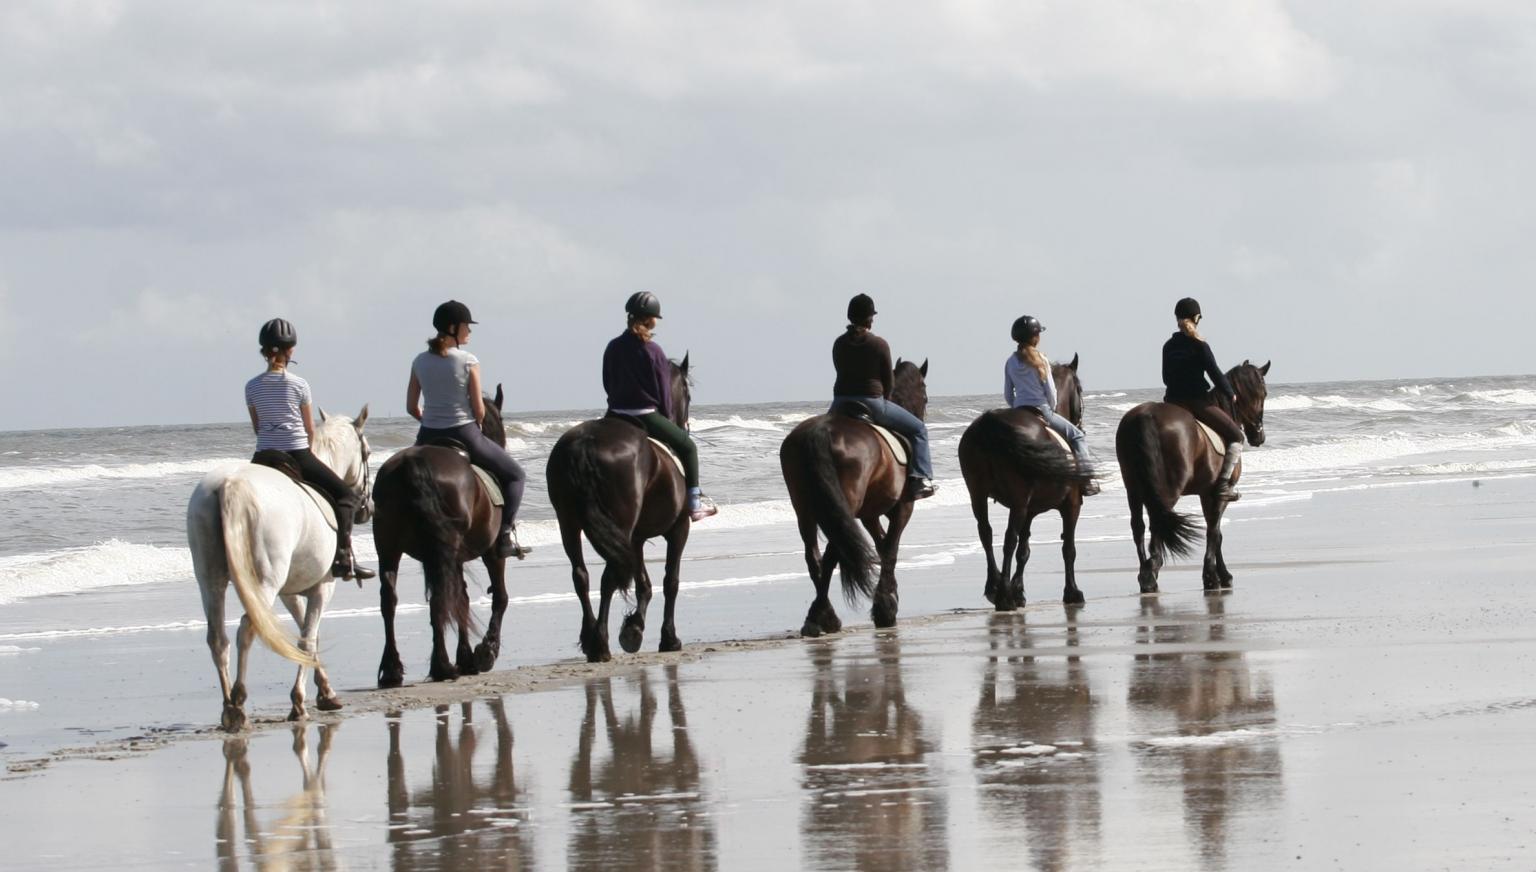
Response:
[1162,332,1233,403]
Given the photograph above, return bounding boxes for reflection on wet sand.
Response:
[386,698,531,869]
[972,611,1102,872]
[1130,595,1282,869]
[217,725,339,871]
[800,635,949,872]
[566,664,716,871]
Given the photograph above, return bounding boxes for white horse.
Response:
[188,407,373,731]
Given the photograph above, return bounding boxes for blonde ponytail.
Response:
[1179,318,1203,342]
[1017,344,1049,382]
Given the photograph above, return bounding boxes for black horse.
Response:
[546,357,693,663]
[372,386,513,685]
[1115,361,1271,593]
[779,359,929,635]
[959,355,1095,609]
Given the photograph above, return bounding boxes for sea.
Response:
[1,374,1534,751]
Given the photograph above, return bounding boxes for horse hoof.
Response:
[287,708,305,722]
[658,634,682,653]
[1063,590,1085,607]
[377,672,404,690]
[871,602,898,629]
[994,598,1018,613]
[474,644,497,673]
[801,622,823,639]
[221,706,247,733]
[316,696,343,713]
[429,665,459,682]
[1139,587,1160,596]
[818,613,842,634]
[619,624,644,655]
[982,584,998,605]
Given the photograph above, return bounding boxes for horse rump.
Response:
[789,418,877,601]
[968,409,1093,485]
[218,475,317,666]
[1115,411,1199,559]
[547,425,638,583]
[377,450,477,636]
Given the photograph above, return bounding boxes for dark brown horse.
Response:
[780,358,929,636]
[546,358,692,663]
[959,355,1096,610]
[1115,361,1271,593]
[372,386,512,685]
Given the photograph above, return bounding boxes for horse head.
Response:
[669,353,693,429]
[891,357,930,421]
[314,404,373,523]
[1227,360,1271,447]
[1052,353,1083,427]
[480,383,507,448]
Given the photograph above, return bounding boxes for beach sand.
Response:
[3,475,1536,870]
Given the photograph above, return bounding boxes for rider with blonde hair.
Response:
[1003,315,1100,496]
[1163,297,1244,501]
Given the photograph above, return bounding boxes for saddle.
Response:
[1193,420,1226,456]
[249,450,339,530]
[420,438,505,507]
[1019,407,1074,455]
[831,401,910,466]
[600,413,687,478]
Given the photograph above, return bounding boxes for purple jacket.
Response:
[603,331,673,415]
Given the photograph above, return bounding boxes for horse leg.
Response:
[1129,493,1158,594]
[279,594,312,721]
[658,516,690,652]
[1061,497,1084,606]
[1010,509,1034,609]
[562,519,604,662]
[620,542,653,654]
[797,515,829,638]
[426,574,458,682]
[474,553,508,673]
[376,545,405,689]
[227,614,256,731]
[200,576,241,731]
[307,584,342,711]
[972,491,1002,606]
[1199,493,1233,590]
[996,507,1021,612]
[803,541,842,638]
[870,504,912,628]
[591,561,622,663]
[455,568,478,677]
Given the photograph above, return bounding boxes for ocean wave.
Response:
[0,457,245,491]
[1265,394,1416,412]
[0,645,41,656]
[0,540,195,605]
[1458,389,1536,407]
[1244,424,1536,475]
[0,698,42,711]
[1084,392,1128,399]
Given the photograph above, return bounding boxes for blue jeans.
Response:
[830,396,933,480]
[1030,405,1093,462]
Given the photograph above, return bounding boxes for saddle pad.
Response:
[1196,420,1226,456]
[296,482,340,532]
[1021,407,1072,455]
[865,422,909,466]
[472,465,505,507]
[648,437,687,478]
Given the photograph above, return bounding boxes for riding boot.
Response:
[1216,442,1243,502]
[331,519,376,580]
[1069,437,1101,496]
[688,486,719,522]
[494,508,531,560]
[901,476,936,502]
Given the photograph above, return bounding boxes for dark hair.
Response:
[426,333,454,354]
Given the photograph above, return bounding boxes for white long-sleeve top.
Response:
[1003,352,1057,410]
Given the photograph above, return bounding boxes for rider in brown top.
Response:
[1162,297,1244,501]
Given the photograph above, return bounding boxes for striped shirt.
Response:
[413,348,480,428]
[245,370,312,450]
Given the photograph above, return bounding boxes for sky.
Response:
[2,0,1533,430]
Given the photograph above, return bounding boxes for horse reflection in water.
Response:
[1129,596,1282,870]
[216,725,339,871]
[566,665,717,871]
[386,698,532,870]
[799,636,949,871]
[972,613,1103,872]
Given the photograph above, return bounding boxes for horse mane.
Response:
[1215,362,1265,421]
[1051,361,1083,425]
[309,414,354,459]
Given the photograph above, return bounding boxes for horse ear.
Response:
[354,404,369,431]
[1069,353,1079,372]
[1259,360,1271,376]
[318,407,327,422]
[919,358,929,378]
[494,384,504,410]
[680,352,690,375]
[895,357,904,368]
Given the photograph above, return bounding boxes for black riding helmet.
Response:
[1011,315,1044,344]
[432,300,478,333]
[625,291,663,320]
[847,293,877,323]
[1175,297,1202,321]
[259,318,297,350]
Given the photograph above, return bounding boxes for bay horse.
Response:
[780,358,929,636]
[546,357,693,662]
[1115,360,1271,594]
[958,354,1096,610]
[372,386,513,685]
[187,407,373,731]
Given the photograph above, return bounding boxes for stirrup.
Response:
[496,528,532,560]
[332,550,375,581]
[1216,481,1242,502]
[1081,478,1102,497]
[689,493,719,522]
[902,478,936,502]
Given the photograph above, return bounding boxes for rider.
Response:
[1004,315,1101,496]
[246,318,374,580]
[1163,297,1244,501]
[407,300,530,558]
[602,291,718,522]
[830,293,935,501]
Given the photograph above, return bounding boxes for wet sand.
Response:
[5,476,1536,870]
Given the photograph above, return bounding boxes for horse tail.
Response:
[219,476,317,666]
[395,453,476,637]
[800,419,876,601]
[561,429,636,584]
[1118,412,1199,559]
[971,410,1094,484]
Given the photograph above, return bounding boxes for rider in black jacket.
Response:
[1162,298,1244,501]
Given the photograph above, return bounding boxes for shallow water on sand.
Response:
[5,477,1536,870]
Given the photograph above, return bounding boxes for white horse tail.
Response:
[221,476,318,667]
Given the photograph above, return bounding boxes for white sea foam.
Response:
[1265,394,1416,412]
[0,540,195,605]
[1084,392,1128,399]
[0,698,42,711]
[0,645,42,656]
[0,457,245,491]
[1461,389,1536,407]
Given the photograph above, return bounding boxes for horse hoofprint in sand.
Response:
[187,408,372,731]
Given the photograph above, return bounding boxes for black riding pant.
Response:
[270,448,359,552]
[416,423,526,532]
[1172,399,1244,445]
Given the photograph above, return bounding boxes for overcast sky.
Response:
[2,1,1533,430]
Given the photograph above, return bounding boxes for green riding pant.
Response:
[637,412,700,488]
